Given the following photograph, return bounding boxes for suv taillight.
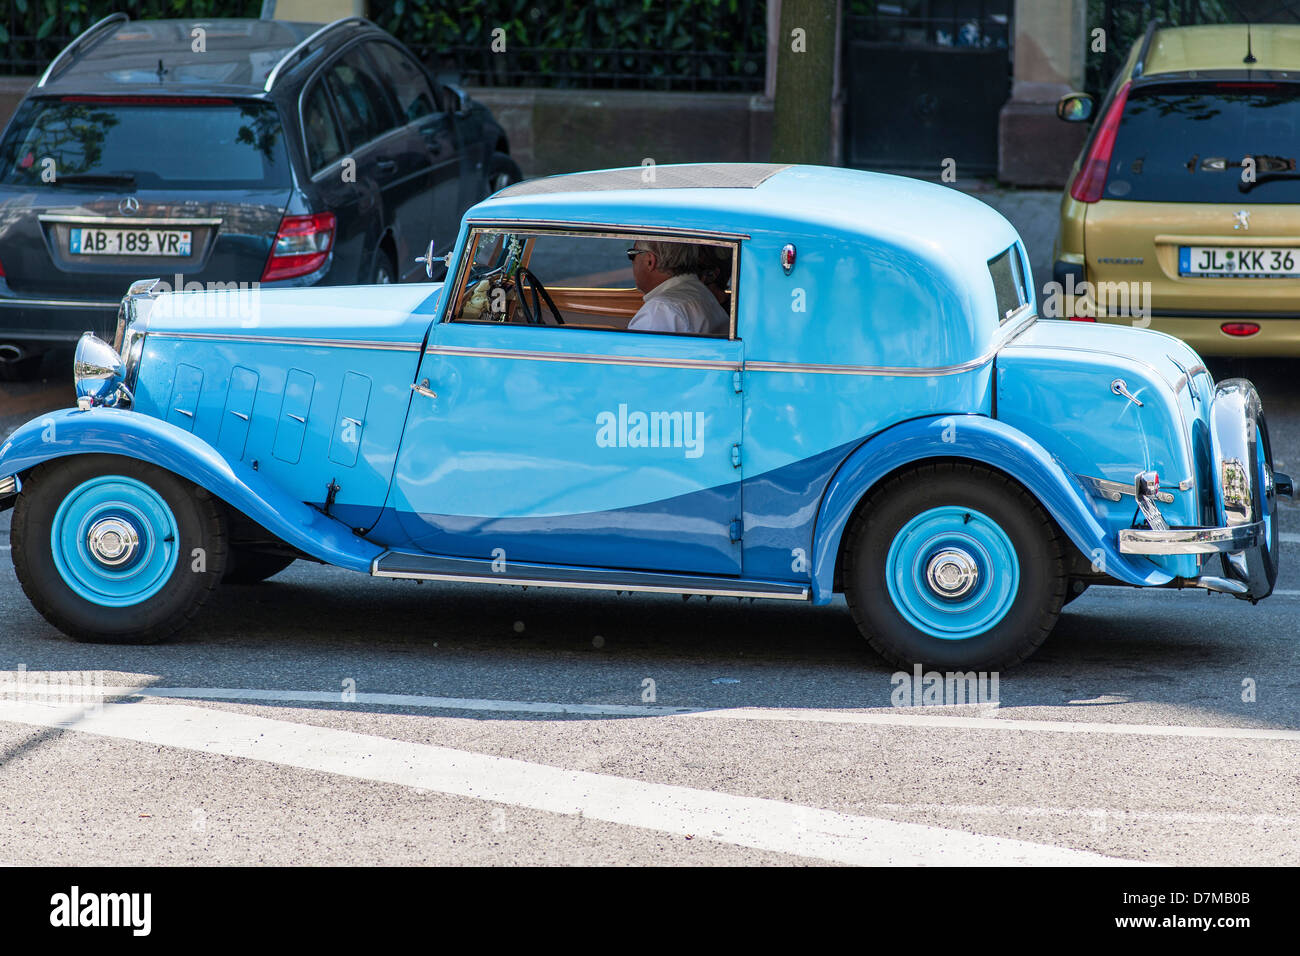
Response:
[1069,81,1130,203]
[261,212,336,282]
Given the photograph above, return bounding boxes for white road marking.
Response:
[875,804,1300,826]
[1279,532,1300,543]
[693,707,1300,742]
[0,683,699,718]
[0,700,1136,866]
[2,680,1295,742]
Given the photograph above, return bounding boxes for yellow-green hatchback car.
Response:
[1054,22,1300,355]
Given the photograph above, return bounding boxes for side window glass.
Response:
[323,50,397,148]
[449,230,734,338]
[302,81,344,172]
[365,41,436,124]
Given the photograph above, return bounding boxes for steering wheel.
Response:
[514,266,565,326]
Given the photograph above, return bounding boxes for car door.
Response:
[361,39,461,275]
[386,229,744,576]
[321,47,411,280]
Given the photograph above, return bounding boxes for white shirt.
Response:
[627,273,729,335]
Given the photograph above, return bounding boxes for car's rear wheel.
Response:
[223,550,295,585]
[486,151,522,194]
[843,462,1067,670]
[11,454,227,644]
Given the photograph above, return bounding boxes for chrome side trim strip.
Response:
[372,566,809,601]
[1118,521,1261,555]
[37,13,128,87]
[0,296,119,309]
[148,331,421,352]
[423,344,740,371]
[747,312,1037,378]
[39,215,223,227]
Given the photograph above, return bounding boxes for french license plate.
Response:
[1179,246,1300,277]
[69,228,192,257]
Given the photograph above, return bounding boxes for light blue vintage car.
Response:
[0,164,1288,668]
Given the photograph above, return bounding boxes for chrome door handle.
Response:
[411,380,437,399]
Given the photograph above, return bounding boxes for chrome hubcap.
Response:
[925,548,979,599]
[86,517,140,568]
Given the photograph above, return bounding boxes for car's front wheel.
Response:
[843,462,1067,670]
[11,455,228,643]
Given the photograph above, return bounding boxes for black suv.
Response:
[0,14,520,380]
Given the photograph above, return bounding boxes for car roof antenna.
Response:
[1244,22,1256,65]
[156,58,168,81]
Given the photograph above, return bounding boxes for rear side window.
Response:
[988,245,1028,322]
[365,41,437,123]
[302,82,344,172]
[1106,83,1300,202]
[0,98,290,189]
[324,50,397,148]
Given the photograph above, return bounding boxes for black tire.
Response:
[486,151,522,195]
[0,353,44,382]
[842,462,1067,670]
[11,454,228,644]
[373,250,396,284]
[223,550,295,585]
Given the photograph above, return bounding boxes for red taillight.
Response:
[0,255,5,277]
[1221,322,1260,337]
[1068,315,1096,322]
[261,212,336,282]
[1069,81,1130,203]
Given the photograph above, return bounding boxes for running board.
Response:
[371,551,810,601]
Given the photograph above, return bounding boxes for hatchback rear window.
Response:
[0,98,291,190]
[1104,82,1300,203]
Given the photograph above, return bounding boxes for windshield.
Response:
[0,97,291,190]
[1104,82,1300,202]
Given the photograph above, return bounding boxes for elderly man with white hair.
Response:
[626,240,729,335]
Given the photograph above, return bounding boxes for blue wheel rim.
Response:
[50,475,179,608]
[885,505,1020,640]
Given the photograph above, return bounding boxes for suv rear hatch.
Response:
[1083,80,1300,321]
[0,95,294,298]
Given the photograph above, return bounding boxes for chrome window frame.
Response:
[444,221,747,341]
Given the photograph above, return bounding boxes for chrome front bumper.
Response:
[1118,521,1262,555]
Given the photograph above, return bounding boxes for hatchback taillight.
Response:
[261,212,336,282]
[1069,81,1130,203]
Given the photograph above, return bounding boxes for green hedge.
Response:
[1,0,767,91]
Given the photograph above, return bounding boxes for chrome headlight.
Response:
[74,332,129,408]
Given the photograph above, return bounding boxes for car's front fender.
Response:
[810,414,1173,603]
[0,408,383,573]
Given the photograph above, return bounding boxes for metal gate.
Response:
[843,2,1013,176]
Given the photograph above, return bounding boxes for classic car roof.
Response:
[473,163,1019,263]
[1140,24,1300,76]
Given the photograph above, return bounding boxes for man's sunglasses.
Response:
[626,248,649,261]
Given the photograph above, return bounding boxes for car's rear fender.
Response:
[810,414,1174,604]
[0,408,384,573]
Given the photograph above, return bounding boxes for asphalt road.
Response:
[1,355,1298,866]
